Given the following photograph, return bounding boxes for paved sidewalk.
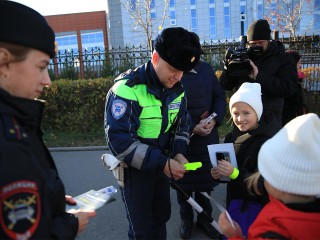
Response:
[51,149,227,239]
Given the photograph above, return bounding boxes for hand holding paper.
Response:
[200,192,235,229]
[207,143,238,181]
[218,211,243,238]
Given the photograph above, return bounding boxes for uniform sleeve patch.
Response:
[0,181,40,239]
[112,99,127,120]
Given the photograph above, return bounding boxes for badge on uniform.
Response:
[168,102,181,110]
[112,99,127,120]
[0,181,40,239]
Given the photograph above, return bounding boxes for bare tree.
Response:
[264,0,313,38]
[121,0,170,52]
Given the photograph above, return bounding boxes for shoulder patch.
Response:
[1,115,29,144]
[0,181,40,239]
[112,99,127,120]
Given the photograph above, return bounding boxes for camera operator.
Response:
[220,19,298,136]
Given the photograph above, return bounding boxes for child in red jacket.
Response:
[219,113,320,239]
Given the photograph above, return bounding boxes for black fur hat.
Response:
[154,27,202,71]
[0,1,55,58]
[247,19,271,42]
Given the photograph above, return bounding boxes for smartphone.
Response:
[216,152,230,162]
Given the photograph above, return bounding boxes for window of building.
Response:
[151,10,156,19]
[257,0,263,19]
[240,0,247,36]
[56,34,78,53]
[315,14,320,29]
[224,4,230,38]
[81,31,104,51]
[316,0,320,9]
[170,10,176,25]
[190,0,196,6]
[170,0,175,8]
[191,8,197,33]
[209,7,216,39]
[150,0,155,8]
[55,34,79,72]
[209,0,214,4]
[270,1,277,30]
[130,0,136,11]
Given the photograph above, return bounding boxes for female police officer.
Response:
[0,1,95,239]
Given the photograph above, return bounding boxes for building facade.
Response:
[46,11,108,53]
[107,0,318,49]
[45,11,108,78]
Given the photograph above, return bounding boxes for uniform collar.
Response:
[0,88,45,130]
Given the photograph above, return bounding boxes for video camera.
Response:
[225,36,252,77]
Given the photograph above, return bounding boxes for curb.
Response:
[49,146,109,152]
[49,138,225,152]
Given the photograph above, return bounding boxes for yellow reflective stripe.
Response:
[112,79,184,139]
[112,79,138,101]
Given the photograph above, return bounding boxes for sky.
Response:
[12,0,108,16]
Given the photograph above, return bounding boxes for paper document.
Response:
[207,143,238,181]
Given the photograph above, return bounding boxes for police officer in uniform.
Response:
[104,27,202,239]
[0,1,95,239]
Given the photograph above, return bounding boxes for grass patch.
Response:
[43,129,106,148]
[43,120,233,148]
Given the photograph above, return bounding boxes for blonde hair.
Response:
[245,171,262,196]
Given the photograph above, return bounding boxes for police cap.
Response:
[154,27,202,71]
[0,1,55,58]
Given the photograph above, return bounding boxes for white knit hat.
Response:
[229,82,263,121]
[258,113,320,196]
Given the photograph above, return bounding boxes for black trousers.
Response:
[121,167,171,240]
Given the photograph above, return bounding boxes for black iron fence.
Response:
[48,35,320,91]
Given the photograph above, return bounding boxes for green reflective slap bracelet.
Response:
[184,162,202,170]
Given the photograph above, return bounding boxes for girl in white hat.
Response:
[211,82,277,238]
[219,113,320,239]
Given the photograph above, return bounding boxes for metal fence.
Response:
[48,35,320,91]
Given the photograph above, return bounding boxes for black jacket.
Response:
[282,75,305,126]
[220,40,298,135]
[224,121,277,207]
[0,89,78,239]
[176,61,226,192]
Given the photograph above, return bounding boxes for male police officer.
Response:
[104,27,202,239]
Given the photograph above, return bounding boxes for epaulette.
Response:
[0,115,29,144]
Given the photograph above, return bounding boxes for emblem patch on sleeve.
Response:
[0,181,40,239]
[112,99,127,120]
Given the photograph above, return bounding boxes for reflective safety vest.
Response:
[112,79,184,139]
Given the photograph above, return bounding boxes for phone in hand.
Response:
[216,152,230,162]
